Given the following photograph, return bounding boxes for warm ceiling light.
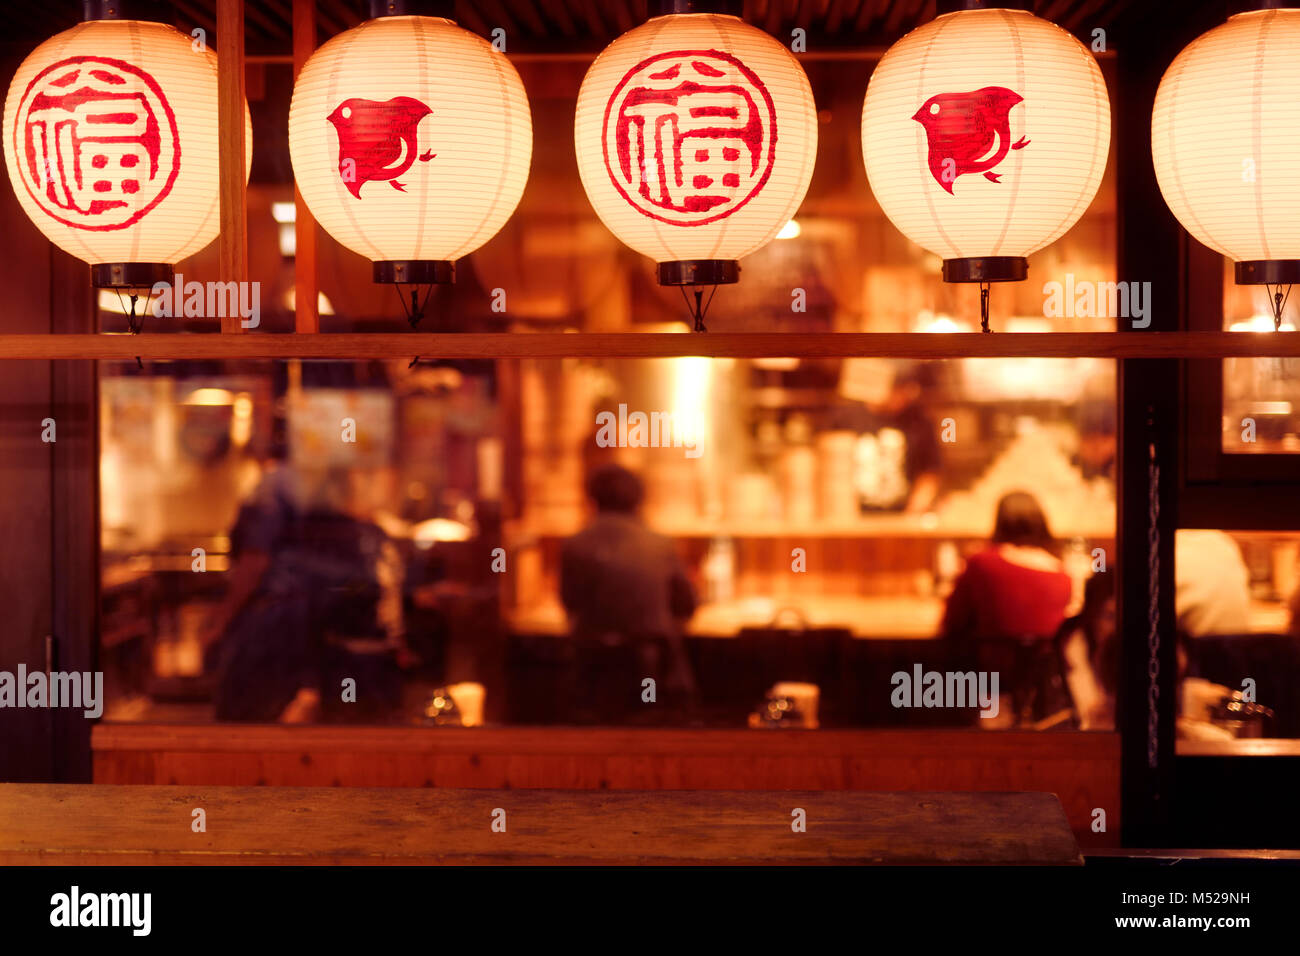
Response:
[776,220,802,240]
[289,0,532,322]
[2,1,250,291]
[862,2,1110,330]
[574,0,817,330]
[1153,7,1300,330]
[182,388,235,407]
[412,517,474,546]
[280,287,336,316]
[1229,315,1297,333]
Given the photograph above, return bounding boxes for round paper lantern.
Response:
[2,8,250,287]
[1153,7,1300,313]
[862,5,1110,286]
[574,0,817,290]
[289,2,532,286]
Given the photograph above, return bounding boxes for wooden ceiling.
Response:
[8,1,1139,56]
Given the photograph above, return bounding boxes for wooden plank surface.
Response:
[89,726,1121,849]
[0,332,1297,360]
[0,785,1081,866]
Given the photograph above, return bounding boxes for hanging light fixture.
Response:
[861,0,1110,331]
[2,0,251,312]
[1153,4,1300,331]
[289,0,532,328]
[574,0,817,331]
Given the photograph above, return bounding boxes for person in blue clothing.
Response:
[208,463,405,723]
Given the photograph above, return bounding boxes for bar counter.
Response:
[511,596,1293,639]
[90,724,1121,848]
[0,785,1082,866]
[512,595,944,639]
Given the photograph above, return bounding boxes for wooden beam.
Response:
[0,332,1299,360]
[292,0,319,334]
[217,0,248,334]
[478,0,520,40]
[540,0,577,38]
[48,248,97,784]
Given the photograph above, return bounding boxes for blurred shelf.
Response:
[1177,738,1300,757]
[512,595,944,639]
[508,517,1116,541]
[4,332,1300,361]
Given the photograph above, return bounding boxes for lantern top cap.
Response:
[368,0,456,20]
[649,0,743,18]
[1227,3,1300,17]
[936,0,1032,13]
[1229,0,1300,12]
[82,0,171,22]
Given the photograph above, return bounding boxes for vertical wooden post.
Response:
[49,247,97,783]
[1114,0,1191,848]
[292,0,319,334]
[217,0,248,334]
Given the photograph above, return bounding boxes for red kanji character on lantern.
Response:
[14,56,179,232]
[603,50,777,226]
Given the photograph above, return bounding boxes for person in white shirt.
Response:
[1175,529,1252,638]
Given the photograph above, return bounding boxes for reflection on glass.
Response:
[1222,259,1300,453]
[99,358,1118,732]
[1174,529,1300,750]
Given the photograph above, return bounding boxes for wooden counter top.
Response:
[512,596,1291,639]
[511,594,944,638]
[0,784,1081,866]
[513,516,1117,540]
[89,725,1120,849]
[1177,738,1300,757]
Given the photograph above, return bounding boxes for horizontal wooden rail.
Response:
[0,332,1297,360]
[91,723,1119,760]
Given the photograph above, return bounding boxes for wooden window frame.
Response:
[15,0,1298,853]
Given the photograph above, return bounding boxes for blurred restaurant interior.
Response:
[4,0,1300,863]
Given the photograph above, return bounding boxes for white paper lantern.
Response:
[1153,8,1300,288]
[862,7,1110,281]
[2,16,250,280]
[289,13,532,279]
[574,8,817,284]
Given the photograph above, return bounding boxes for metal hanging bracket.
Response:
[1266,282,1292,332]
[680,285,718,333]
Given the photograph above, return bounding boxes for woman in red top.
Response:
[942,491,1072,727]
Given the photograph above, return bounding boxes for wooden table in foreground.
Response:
[0,785,1080,866]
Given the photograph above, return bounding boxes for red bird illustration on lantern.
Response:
[912,86,1029,194]
[327,96,435,199]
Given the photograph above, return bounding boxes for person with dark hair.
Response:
[585,464,645,514]
[1057,571,1117,729]
[990,490,1057,551]
[560,464,698,724]
[941,491,1072,726]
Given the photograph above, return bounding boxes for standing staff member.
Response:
[833,363,942,515]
